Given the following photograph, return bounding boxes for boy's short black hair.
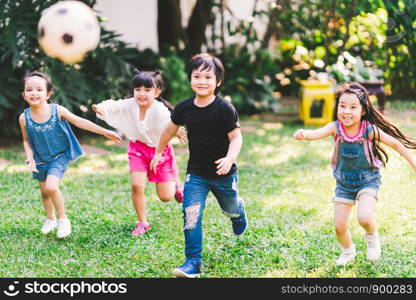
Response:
[187,53,224,94]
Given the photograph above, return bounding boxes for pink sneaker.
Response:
[174,180,183,203]
[131,222,151,236]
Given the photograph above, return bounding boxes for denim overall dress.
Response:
[24,103,83,181]
[330,120,382,203]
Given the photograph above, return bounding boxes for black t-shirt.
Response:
[171,96,240,179]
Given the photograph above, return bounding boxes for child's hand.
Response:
[25,159,38,173]
[215,156,233,175]
[92,104,103,116]
[293,129,306,140]
[150,152,163,173]
[176,127,187,144]
[104,130,122,143]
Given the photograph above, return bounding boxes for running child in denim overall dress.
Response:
[19,72,121,238]
[151,54,247,278]
[92,70,185,236]
[294,82,416,266]
[331,119,382,205]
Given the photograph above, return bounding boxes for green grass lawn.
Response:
[1,105,416,278]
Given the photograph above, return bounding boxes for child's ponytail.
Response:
[156,96,174,112]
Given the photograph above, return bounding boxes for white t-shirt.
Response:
[95,97,171,147]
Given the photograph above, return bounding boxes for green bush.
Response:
[221,45,280,114]
[157,51,192,105]
[0,0,144,138]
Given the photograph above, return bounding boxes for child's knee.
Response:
[158,193,172,202]
[131,183,145,194]
[220,196,243,218]
[334,220,348,234]
[40,191,49,200]
[183,204,201,230]
[357,213,373,227]
[357,196,376,227]
[45,184,59,196]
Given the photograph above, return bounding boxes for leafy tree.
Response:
[383,0,416,96]
[0,0,142,138]
[157,0,215,55]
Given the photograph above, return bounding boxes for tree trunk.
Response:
[185,0,215,54]
[157,0,183,53]
[261,0,286,48]
[322,0,336,65]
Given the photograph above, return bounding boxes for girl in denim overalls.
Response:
[294,82,416,266]
[19,72,121,238]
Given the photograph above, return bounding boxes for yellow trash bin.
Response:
[299,80,335,126]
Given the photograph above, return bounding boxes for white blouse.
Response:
[95,97,171,147]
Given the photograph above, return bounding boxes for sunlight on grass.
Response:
[2,164,27,173]
[262,122,283,130]
[70,158,110,174]
[255,129,266,136]
[264,269,298,277]
[107,153,128,162]
[306,266,337,277]
[2,110,416,278]
[249,143,304,167]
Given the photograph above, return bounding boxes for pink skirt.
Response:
[128,140,178,182]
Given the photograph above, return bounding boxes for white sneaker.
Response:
[41,219,57,234]
[57,218,71,238]
[336,244,356,266]
[365,232,381,261]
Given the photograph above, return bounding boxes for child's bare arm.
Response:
[58,105,122,143]
[19,114,38,172]
[215,127,242,175]
[374,128,416,171]
[150,121,179,172]
[293,122,336,141]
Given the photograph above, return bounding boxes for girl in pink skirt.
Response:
[93,70,185,236]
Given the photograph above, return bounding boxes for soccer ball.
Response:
[38,1,100,64]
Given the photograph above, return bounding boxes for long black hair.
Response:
[334,82,416,166]
[131,69,173,111]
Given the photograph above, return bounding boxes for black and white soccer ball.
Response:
[38,1,100,64]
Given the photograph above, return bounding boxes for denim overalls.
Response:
[331,120,382,203]
[24,103,83,181]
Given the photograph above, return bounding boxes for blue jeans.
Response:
[182,171,244,264]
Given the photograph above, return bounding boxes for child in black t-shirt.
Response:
[151,53,247,278]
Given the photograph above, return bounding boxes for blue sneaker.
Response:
[172,259,201,278]
[231,197,247,236]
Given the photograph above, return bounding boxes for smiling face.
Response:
[190,66,220,98]
[337,93,365,127]
[22,76,51,106]
[133,85,161,108]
